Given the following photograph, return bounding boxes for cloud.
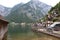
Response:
[0,0,30,7]
[39,0,60,7]
[0,0,60,7]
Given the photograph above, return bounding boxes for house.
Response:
[0,15,9,40]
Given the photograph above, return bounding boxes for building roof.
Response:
[0,15,9,24]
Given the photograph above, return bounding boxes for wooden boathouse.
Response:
[0,15,9,40]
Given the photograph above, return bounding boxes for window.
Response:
[54,24,60,27]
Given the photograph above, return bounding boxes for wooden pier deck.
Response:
[32,29,60,39]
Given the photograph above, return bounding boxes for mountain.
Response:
[0,5,11,16]
[6,0,51,23]
[11,3,24,12]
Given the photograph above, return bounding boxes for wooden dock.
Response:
[32,29,60,39]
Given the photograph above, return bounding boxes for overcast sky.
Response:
[0,0,60,7]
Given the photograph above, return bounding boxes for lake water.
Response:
[7,31,60,40]
[8,24,60,40]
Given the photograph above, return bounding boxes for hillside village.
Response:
[32,2,60,37]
